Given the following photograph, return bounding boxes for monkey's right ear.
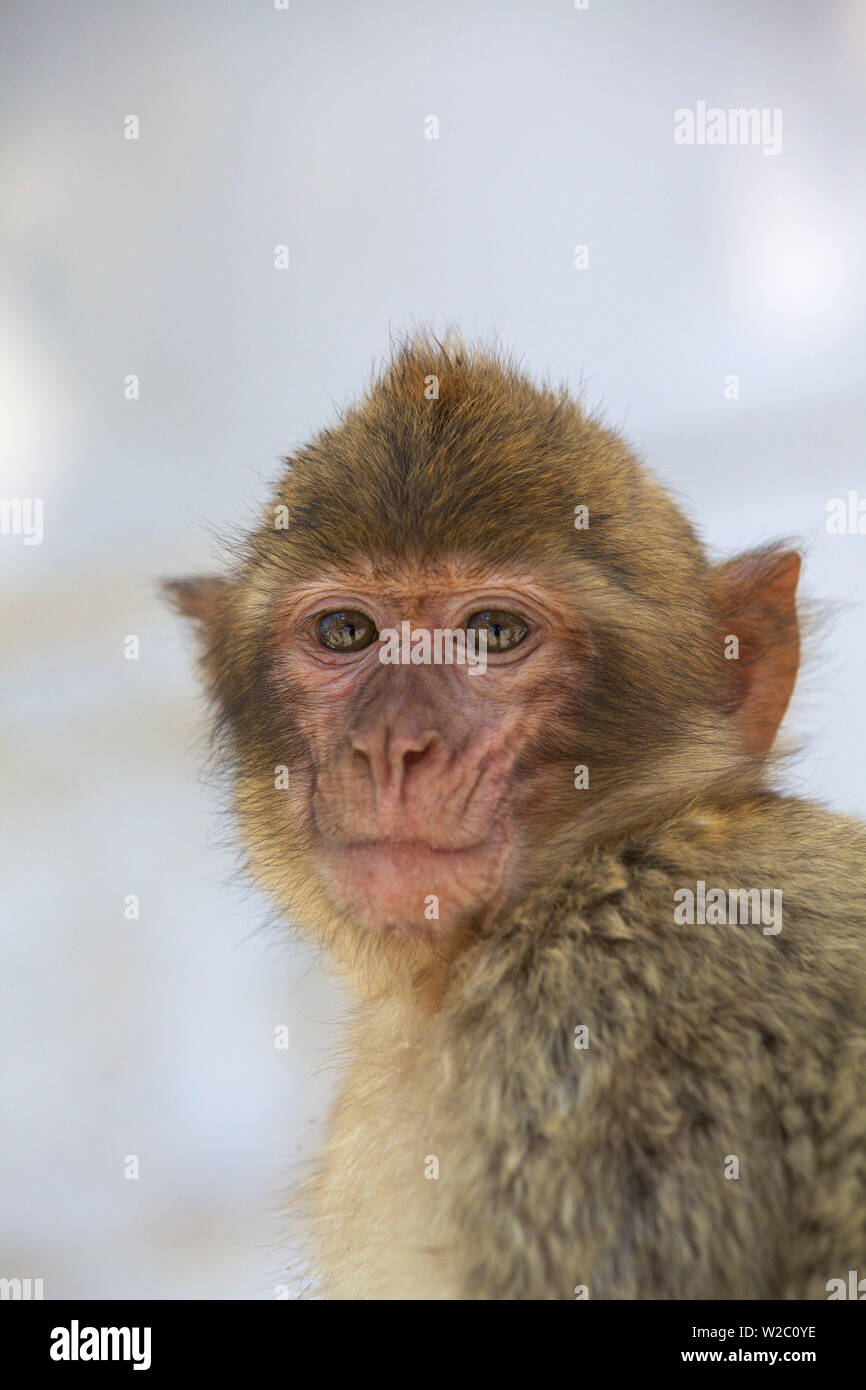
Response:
[161,576,232,633]
[710,547,801,757]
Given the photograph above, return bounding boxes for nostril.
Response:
[402,746,428,772]
[399,731,440,772]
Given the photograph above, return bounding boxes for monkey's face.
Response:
[264,562,586,939]
[170,341,799,964]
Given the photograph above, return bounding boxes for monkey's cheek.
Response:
[316,841,508,936]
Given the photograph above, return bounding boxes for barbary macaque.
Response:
[167,337,866,1299]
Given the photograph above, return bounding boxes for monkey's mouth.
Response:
[340,837,488,855]
[317,834,510,934]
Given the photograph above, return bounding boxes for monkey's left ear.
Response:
[710,548,801,756]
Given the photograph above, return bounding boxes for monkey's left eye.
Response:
[316,609,378,652]
[466,610,530,652]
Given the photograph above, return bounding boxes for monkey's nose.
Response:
[351,728,441,802]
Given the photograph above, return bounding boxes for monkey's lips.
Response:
[317,834,509,935]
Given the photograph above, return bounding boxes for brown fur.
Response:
[167,336,866,1299]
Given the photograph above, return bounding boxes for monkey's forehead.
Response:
[254,446,702,588]
[244,483,708,621]
[260,559,588,624]
[240,338,708,603]
[259,553,552,594]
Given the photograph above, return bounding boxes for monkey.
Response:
[166,336,866,1300]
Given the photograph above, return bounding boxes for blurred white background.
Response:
[1,0,864,1298]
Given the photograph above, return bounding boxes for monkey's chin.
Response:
[317,838,508,938]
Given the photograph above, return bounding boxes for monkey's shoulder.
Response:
[445,794,866,1047]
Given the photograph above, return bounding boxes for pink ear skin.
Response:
[162,576,231,630]
[711,549,801,756]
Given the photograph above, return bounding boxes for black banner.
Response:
[3,1299,863,1375]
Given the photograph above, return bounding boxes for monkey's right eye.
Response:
[315,610,378,653]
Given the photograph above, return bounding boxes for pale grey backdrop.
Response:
[2,0,864,1298]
